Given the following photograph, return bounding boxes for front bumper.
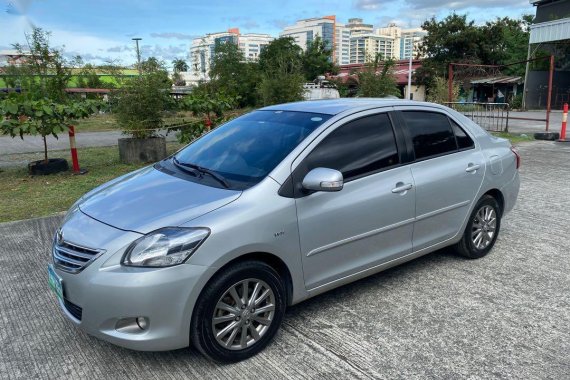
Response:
[56,262,216,351]
[51,209,218,351]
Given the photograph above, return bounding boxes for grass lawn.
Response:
[0,143,184,223]
[491,132,535,144]
[72,111,200,133]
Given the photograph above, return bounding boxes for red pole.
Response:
[448,64,453,103]
[68,126,82,174]
[559,103,569,142]
[545,55,554,132]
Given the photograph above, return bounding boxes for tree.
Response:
[417,13,484,83]
[417,14,532,89]
[209,42,261,107]
[172,58,188,86]
[1,99,101,163]
[172,58,189,73]
[112,71,172,139]
[258,37,305,105]
[357,54,400,98]
[11,27,80,102]
[301,36,338,81]
[176,92,238,143]
[0,27,101,167]
[76,63,106,89]
[425,77,459,104]
[480,16,532,76]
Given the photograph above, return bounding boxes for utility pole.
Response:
[132,37,142,75]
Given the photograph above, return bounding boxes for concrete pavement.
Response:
[0,140,569,379]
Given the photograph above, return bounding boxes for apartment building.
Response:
[280,17,427,65]
[377,24,426,60]
[188,28,272,84]
[280,16,336,52]
[349,34,396,64]
[335,23,351,65]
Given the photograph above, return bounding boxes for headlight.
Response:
[122,227,210,267]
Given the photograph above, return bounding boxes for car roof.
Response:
[258,98,444,116]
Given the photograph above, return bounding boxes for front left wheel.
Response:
[190,260,286,362]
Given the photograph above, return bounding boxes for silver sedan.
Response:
[48,99,520,362]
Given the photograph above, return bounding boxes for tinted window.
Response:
[304,113,399,181]
[175,110,331,189]
[450,119,474,149]
[402,111,457,160]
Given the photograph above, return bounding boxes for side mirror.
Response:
[302,168,344,192]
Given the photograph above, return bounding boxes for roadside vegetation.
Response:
[0,143,184,222]
[491,132,535,144]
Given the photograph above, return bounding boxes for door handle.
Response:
[392,183,413,194]
[465,163,481,173]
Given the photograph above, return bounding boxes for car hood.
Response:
[78,166,241,234]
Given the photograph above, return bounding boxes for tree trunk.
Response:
[43,135,48,164]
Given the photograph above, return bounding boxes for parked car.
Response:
[48,99,520,362]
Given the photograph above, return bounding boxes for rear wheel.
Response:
[455,195,501,259]
[191,261,286,362]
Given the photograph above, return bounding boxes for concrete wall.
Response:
[405,84,425,101]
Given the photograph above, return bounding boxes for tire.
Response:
[533,132,559,141]
[455,195,501,259]
[28,158,69,175]
[190,260,286,362]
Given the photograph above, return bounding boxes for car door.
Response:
[396,109,485,251]
[290,111,416,290]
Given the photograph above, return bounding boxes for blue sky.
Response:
[1,0,536,68]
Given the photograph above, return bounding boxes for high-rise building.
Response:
[335,23,351,65]
[280,17,427,65]
[349,34,396,64]
[346,18,374,35]
[189,28,272,84]
[377,24,426,60]
[280,16,336,52]
[400,29,426,60]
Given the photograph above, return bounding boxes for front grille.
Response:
[63,298,83,321]
[52,239,104,273]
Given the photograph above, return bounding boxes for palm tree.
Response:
[172,58,189,73]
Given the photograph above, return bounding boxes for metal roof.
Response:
[530,18,570,43]
[470,76,523,85]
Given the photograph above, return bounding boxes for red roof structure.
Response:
[333,60,423,85]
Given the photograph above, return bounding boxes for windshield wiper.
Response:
[172,157,230,189]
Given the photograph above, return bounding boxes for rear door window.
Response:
[450,119,475,150]
[401,111,457,160]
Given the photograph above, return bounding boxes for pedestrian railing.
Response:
[445,102,509,132]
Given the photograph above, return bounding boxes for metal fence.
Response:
[445,102,510,132]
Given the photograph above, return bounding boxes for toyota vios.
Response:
[48,99,520,362]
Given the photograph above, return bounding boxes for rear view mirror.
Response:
[302,168,344,192]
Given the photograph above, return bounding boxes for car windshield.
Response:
[174,110,332,189]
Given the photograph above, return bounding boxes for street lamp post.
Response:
[132,37,142,75]
[407,37,413,100]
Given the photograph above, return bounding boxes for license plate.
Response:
[48,264,64,301]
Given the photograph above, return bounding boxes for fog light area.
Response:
[115,317,149,334]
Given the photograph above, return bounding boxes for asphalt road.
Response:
[0,140,568,379]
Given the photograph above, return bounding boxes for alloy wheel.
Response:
[212,278,276,350]
[471,205,497,250]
